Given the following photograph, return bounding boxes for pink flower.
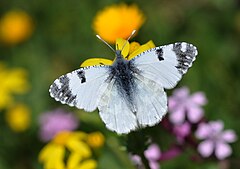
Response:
[168,87,207,124]
[39,109,79,142]
[144,144,161,169]
[173,122,191,143]
[195,120,237,160]
[130,155,144,169]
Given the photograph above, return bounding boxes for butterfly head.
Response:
[96,30,136,60]
[115,50,123,59]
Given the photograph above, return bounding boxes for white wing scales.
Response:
[132,42,197,89]
[49,66,110,112]
[98,81,138,134]
[134,75,167,127]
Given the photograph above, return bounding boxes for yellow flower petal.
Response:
[78,159,97,169]
[129,42,141,55]
[116,38,129,57]
[5,104,31,132]
[128,40,155,60]
[39,144,65,169]
[66,138,91,158]
[80,58,113,67]
[0,63,29,109]
[39,143,56,162]
[93,4,145,44]
[67,152,82,169]
[53,131,72,145]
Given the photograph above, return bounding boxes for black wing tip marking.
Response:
[172,42,198,75]
[49,74,77,106]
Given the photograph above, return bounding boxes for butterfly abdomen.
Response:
[109,58,141,110]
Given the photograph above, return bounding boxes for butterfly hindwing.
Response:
[49,65,110,112]
[134,74,167,127]
[131,42,198,89]
[98,80,138,134]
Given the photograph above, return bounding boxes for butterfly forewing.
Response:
[49,65,110,112]
[131,42,198,89]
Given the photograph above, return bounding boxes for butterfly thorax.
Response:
[108,51,140,111]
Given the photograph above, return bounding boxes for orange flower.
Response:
[93,4,145,44]
[0,10,34,45]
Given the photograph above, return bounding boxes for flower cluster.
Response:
[0,62,29,110]
[167,87,237,160]
[39,131,104,169]
[0,62,31,132]
[130,87,237,169]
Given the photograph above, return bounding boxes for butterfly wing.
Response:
[131,42,198,89]
[134,74,167,127]
[98,73,167,134]
[49,65,110,112]
[98,80,138,134]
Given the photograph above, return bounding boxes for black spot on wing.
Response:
[172,42,197,74]
[77,70,86,83]
[156,48,164,61]
[49,74,77,106]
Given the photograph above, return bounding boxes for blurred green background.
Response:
[0,0,240,169]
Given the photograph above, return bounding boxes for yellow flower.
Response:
[0,62,29,110]
[5,104,31,132]
[87,132,105,148]
[39,131,97,169]
[0,10,34,45]
[80,38,155,67]
[93,4,145,44]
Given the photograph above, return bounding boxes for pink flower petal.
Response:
[190,92,207,105]
[198,140,214,158]
[187,106,203,123]
[173,122,191,138]
[195,123,211,139]
[149,161,160,169]
[173,87,189,99]
[169,108,185,124]
[131,155,142,165]
[215,142,232,160]
[168,97,178,112]
[144,144,161,161]
[220,130,237,143]
[210,120,224,133]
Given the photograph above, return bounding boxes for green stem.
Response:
[140,152,151,169]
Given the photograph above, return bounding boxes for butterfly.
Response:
[49,35,198,134]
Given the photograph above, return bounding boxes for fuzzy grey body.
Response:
[107,50,141,111]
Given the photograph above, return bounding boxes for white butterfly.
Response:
[49,37,197,134]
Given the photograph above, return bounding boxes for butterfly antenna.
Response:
[121,30,136,51]
[96,35,115,53]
